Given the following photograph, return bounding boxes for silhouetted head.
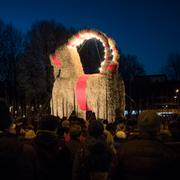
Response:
[138,110,161,134]
[88,120,104,138]
[69,124,82,139]
[37,115,60,132]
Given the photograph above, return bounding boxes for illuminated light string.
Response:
[50,29,122,113]
[108,37,120,64]
[67,29,120,73]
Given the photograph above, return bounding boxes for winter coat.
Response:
[0,131,38,180]
[67,138,82,161]
[73,136,114,180]
[110,135,178,180]
[32,131,72,180]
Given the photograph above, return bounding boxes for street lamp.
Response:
[175,88,179,108]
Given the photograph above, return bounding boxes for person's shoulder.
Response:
[0,132,20,147]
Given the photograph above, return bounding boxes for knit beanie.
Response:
[37,115,59,131]
[138,110,160,133]
[88,120,104,137]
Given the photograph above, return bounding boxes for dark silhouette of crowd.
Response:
[0,98,180,180]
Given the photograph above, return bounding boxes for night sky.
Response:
[0,0,180,74]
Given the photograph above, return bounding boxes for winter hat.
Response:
[69,124,82,138]
[138,110,160,133]
[38,115,59,131]
[62,120,70,128]
[0,99,12,131]
[116,131,127,139]
[25,130,36,139]
[88,120,104,137]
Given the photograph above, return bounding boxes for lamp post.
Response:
[175,89,179,108]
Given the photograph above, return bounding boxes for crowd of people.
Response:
[0,98,180,180]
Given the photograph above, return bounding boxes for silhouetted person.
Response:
[110,110,178,180]
[0,99,38,180]
[32,114,71,180]
[73,120,114,180]
[67,123,82,160]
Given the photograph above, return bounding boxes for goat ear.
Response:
[50,54,61,69]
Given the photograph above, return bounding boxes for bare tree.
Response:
[0,19,6,81]
[0,20,24,106]
[16,20,73,108]
[119,54,145,82]
[161,52,180,80]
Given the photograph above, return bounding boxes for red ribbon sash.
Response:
[76,75,91,111]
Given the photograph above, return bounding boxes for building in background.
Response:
[126,74,180,115]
